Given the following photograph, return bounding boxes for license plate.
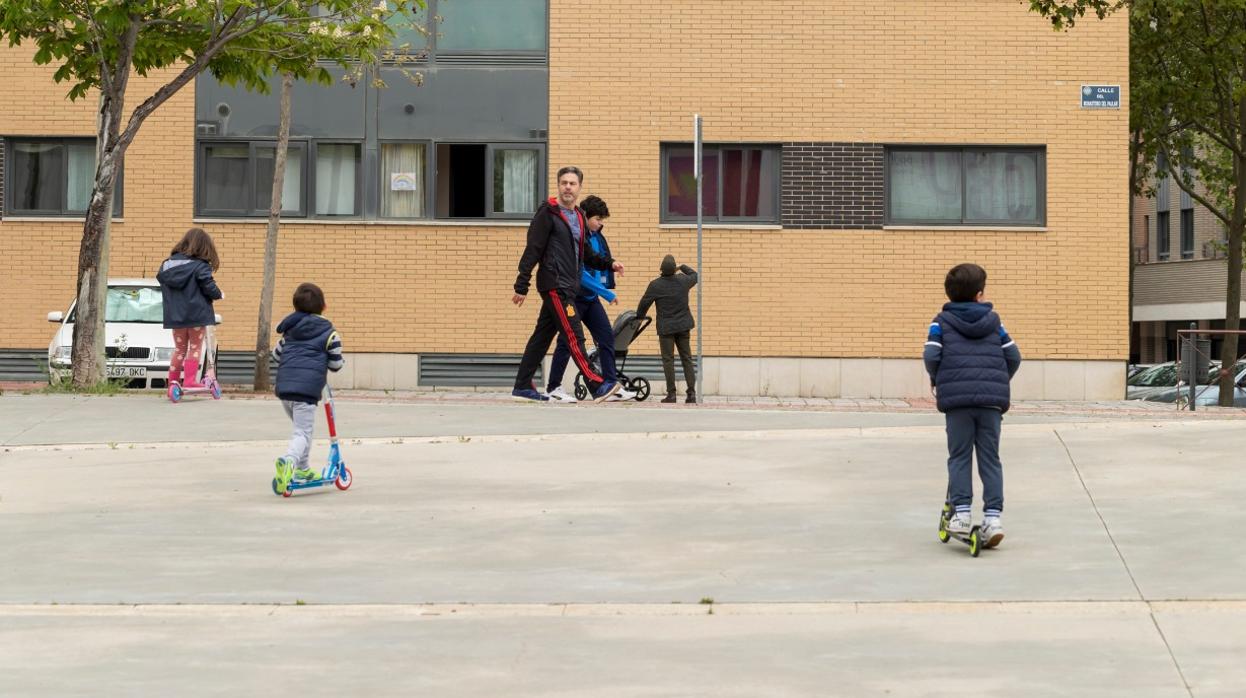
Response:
[107,365,147,379]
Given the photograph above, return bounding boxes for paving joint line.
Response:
[1053,428,1194,698]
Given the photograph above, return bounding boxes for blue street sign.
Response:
[1081,85,1120,109]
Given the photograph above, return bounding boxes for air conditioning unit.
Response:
[195,121,218,136]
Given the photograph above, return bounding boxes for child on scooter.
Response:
[272,283,345,491]
[157,227,224,397]
[923,263,1022,549]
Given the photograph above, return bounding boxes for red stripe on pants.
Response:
[549,290,604,384]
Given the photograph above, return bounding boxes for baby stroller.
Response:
[573,309,653,402]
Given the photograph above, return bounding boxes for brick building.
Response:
[0,1,1130,398]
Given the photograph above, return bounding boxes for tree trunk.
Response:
[254,73,294,392]
[1219,116,1246,406]
[70,94,125,388]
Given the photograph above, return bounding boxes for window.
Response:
[885,147,1044,226]
[198,141,362,218]
[4,138,123,216]
[436,0,546,52]
[435,143,542,219]
[314,143,361,216]
[383,2,429,54]
[1157,210,1170,261]
[1181,208,1194,259]
[661,144,779,223]
[380,142,429,218]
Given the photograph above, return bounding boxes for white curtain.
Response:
[316,144,358,215]
[496,149,537,214]
[888,151,962,221]
[381,143,425,218]
[66,143,95,212]
[965,151,1038,222]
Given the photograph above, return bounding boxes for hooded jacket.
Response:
[515,197,615,297]
[636,259,698,336]
[156,253,222,329]
[273,312,344,404]
[923,301,1022,413]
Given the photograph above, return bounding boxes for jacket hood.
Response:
[156,253,199,290]
[661,255,677,276]
[277,312,333,341]
[939,301,999,339]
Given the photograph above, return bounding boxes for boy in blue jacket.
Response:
[923,263,1021,548]
[545,195,635,402]
[273,283,344,492]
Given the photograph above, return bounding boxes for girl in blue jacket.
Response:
[157,227,224,394]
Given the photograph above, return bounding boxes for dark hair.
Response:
[556,166,584,184]
[293,282,326,314]
[172,227,221,271]
[580,195,609,219]
[944,263,988,302]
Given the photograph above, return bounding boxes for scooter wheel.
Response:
[169,383,182,403]
[211,381,221,400]
[335,466,353,491]
[282,487,293,498]
[968,528,982,557]
[271,478,282,496]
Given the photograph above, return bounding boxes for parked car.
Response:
[1142,361,1246,407]
[47,278,220,389]
[1126,362,1185,401]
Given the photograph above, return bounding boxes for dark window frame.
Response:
[3,136,124,217]
[659,142,782,224]
[1157,210,1171,261]
[308,140,364,218]
[197,139,331,218]
[1180,208,1194,260]
[377,139,435,220]
[883,145,1046,227]
[432,140,546,221]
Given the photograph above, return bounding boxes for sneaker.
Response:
[511,387,550,402]
[294,466,320,481]
[606,386,637,402]
[981,518,1005,548]
[661,393,678,403]
[945,511,972,535]
[547,386,577,403]
[592,381,622,403]
[274,457,294,493]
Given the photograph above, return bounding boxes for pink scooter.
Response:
[168,327,222,402]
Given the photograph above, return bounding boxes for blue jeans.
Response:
[548,296,615,390]
[945,407,1004,513]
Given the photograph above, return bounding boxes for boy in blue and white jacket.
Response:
[545,195,635,402]
[923,263,1022,548]
[272,282,344,492]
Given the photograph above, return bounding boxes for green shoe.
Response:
[294,466,320,481]
[274,457,294,493]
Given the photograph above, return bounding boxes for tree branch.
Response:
[1157,139,1232,225]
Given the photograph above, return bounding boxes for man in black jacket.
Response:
[512,166,626,402]
[637,255,698,403]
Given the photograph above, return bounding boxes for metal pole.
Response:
[694,114,704,404]
[1188,322,1197,411]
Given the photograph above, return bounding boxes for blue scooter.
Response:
[272,385,353,497]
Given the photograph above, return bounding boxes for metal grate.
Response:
[0,349,47,381]
[215,351,277,385]
[105,346,150,359]
[419,353,541,387]
[435,54,547,67]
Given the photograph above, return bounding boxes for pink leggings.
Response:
[171,327,206,373]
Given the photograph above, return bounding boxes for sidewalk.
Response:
[2,392,1243,695]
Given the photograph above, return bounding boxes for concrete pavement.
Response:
[1,392,1243,696]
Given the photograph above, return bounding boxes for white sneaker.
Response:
[546,386,577,403]
[981,517,1005,548]
[606,386,637,402]
[945,511,972,535]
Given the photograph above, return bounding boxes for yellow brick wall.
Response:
[548,0,1129,360]
[1,2,1129,361]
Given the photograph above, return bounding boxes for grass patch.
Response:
[41,378,129,396]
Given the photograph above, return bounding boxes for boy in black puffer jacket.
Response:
[923,263,1022,548]
[272,283,344,492]
[637,255,698,403]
